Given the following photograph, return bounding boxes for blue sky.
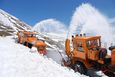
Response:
[0,0,115,26]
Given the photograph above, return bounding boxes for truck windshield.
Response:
[26,34,36,37]
[86,39,100,50]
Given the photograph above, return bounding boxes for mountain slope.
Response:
[0,36,87,77]
[0,9,31,36]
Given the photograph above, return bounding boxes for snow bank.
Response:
[0,36,87,77]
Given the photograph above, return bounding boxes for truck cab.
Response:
[71,35,101,61]
[17,31,47,55]
[65,34,115,75]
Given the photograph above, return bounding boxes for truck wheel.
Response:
[23,42,27,46]
[17,40,19,43]
[74,62,87,74]
[28,43,33,49]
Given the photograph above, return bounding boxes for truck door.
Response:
[73,40,86,60]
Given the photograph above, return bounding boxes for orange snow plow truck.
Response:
[17,31,47,55]
[65,34,115,76]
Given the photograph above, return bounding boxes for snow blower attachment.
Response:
[17,31,47,55]
[65,34,115,76]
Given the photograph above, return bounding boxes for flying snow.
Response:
[33,19,67,34]
[69,3,115,49]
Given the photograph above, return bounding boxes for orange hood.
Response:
[27,37,37,43]
[35,40,46,47]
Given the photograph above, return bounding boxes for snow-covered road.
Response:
[0,36,87,77]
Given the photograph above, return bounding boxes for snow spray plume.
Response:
[69,3,115,54]
[33,19,67,35]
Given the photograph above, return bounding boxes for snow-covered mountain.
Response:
[0,9,31,36]
[0,3,111,77]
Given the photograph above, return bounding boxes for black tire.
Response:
[74,62,87,74]
[99,48,107,59]
[17,40,19,43]
[23,42,27,46]
[17,38,20,43]
[28,43,33,49]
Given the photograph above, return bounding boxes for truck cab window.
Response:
[77,42,84,52]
